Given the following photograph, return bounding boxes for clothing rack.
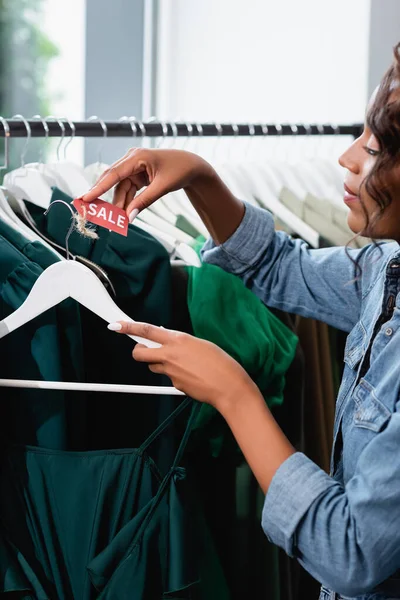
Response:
[0,119,363,138]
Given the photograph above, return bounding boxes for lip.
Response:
[343,183,359,203]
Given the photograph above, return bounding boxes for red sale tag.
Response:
[73,198,129,237]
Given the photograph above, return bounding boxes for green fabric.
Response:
[0,209,204,598]
[175,214,201,239]
[0,397,201,599]
[186,260,298,457]
[25,188,182,462]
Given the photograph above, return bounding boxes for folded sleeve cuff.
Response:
[201,202,275,275]
[262,452,335,556]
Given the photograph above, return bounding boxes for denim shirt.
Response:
[201,202,400,600]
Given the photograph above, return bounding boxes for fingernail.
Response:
[108,322,122,331]
[129,208,139,223]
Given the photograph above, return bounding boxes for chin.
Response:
[347,213,366,236]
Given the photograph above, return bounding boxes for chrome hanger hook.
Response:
[31,115,49,165]
[87,116,107,163]
[260,123,270,160]
[119,116,137,152]
[271,123,282,157]
[328,122,339,155]
[168,121,178,149]
[289,124,299,163]
[0,117,10,171]
[193,122,203,155]
[179,119,193,151]
[44,199,76,261]
[129,116,146,143]
[44,116,65,162]
[314,123,326,157]
[245,123,255,159]
[212,122,223,164]
[12,114,31,167]
[60,117,76,160]
[228,123,239,162]
[148,117,168,149]
[302,122,313,159]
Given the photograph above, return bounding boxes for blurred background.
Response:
[0,0,398,169]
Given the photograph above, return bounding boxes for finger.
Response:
[132,344,163,363]
[81,151,144,203]
[114,173,148,210]
[113,178,135,210]
[125,177,166,218]
[148,363,165,374]
[82,150,132,200]
[123,184,137,214]
[107,321,172,344]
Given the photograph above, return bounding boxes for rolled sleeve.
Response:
[201,202,275,275]
[262,452,336,557]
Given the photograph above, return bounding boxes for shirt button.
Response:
[385,327,393,336]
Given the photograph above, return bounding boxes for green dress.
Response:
[0,216,202,599]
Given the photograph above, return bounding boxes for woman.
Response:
[81,45,400,600]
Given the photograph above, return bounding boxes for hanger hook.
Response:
[31,115,49,165]
[246,123,255,159]
[44,116,65,161]
[0,117,10,171]
[193,122,203,155]
[264,123,282,156]
[316,123,327,155]
[129,116,146,145]
[302,122,312,159]
[212,122,223,164]
[44,199,76,261]
[119,116,137,152]
[260,123,270,160]
[178,119,193,151]
[148,116,168,148]
[87,116,107,163]
[272,123,283,159]
[328,122,339,155]
[60,117,76,160]
[168,121,178,149]
[288,124,299,163]
[12,114,31,167]
[228,123,239,162]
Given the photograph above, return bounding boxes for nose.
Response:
[338,139,361,174]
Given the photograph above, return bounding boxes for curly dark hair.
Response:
[346,42,400,276]
[360,42,400,236]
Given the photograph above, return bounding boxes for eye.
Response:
[363,145,381,157]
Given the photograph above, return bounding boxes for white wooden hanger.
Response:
[83,116,116,203]
[133,218,201,267]
[29,116,90,199]
[0,200,183,395]
[3,115,53,208]
[232,124,320,248]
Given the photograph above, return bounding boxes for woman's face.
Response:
[339,95,400,241]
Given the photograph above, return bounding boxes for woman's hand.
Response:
[107,321,259,413]
[108,320,295,494]
[81,148,215,221]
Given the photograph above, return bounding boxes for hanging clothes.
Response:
[23,188,183,464]
[185,253,298,458]
[0,397,202,599]
[0,207,203,597]
[171,257,298,600]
